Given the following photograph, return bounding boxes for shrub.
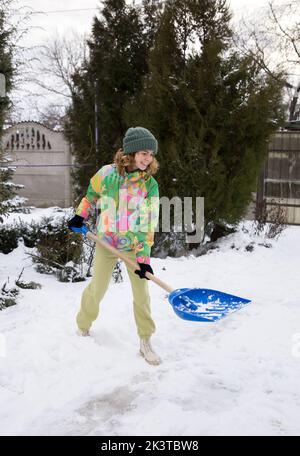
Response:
[0,280,19,311]
[0,224,20,254]
[254,199,287,239]
[31,216,86,282]
[0,220,42,254]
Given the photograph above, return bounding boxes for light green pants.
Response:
[76,244,156,338]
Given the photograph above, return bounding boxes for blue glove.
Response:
[134,263,154,280]
[67,215,88,235]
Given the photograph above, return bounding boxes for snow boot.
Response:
[77,329,90,337]
[140,338,161,365]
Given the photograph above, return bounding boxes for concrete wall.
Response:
[263,131,300,225]
[2,122,72,208]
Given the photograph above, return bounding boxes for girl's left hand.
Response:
[134,263,154,280]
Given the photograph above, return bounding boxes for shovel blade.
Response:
[169,288,251,322]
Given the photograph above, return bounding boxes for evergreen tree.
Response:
[0,5,14,221]
[65,0,160,200]
[125,0,284,237]
[124,4,186,197]
[66,0,284,240]
[0,6,13,131]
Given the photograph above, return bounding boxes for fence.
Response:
[257,131,300,225]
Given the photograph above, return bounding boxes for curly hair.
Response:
[113,149,159,179]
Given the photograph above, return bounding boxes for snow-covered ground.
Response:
[1,208,300,436]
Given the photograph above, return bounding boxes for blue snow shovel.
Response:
[72,227,251,322]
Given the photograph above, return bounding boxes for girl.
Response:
[68,127,161,365]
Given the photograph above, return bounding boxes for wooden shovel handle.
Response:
[86,231,173,294]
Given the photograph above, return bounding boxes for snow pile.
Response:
[0,209,300,436]
[2,206,72,227]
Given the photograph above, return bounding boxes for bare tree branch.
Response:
[30,30,88,99]
[233,0,300,120]
[269,1,300,60]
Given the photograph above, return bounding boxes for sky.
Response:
[20,0,268,32]
[17,0,100,45]
[16,0,272,48]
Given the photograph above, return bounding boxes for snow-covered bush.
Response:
[0,155,26,221]
[0,219,44,254]
[0,214,88,282]
[0,271,42,311]
[254,199,287,240]
[0,279,19,310]
[15,268,41,290]
[31,216,86,282]
[0,223,20,253]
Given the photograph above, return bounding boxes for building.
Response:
[2,121,73,208]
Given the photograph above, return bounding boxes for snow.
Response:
[2,206,71,226]
[1,208,300,436]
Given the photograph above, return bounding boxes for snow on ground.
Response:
[0,209,300,436]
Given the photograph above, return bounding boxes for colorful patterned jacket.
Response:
[76,164,159,264]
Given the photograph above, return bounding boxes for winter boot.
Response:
[77,329,90,337]
[140,338,161,365]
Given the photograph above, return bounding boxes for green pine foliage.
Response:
[183,48,284,227]
[66,0,285,239]
[0,5,14,222]
[65,0,160,200]
[125,5,185,197]
[0,6,13,129]
[125,0,285,233]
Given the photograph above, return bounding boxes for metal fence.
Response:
[257,131,300,225]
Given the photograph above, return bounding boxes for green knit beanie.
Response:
[123,126,158,155]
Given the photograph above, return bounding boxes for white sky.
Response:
[17,0,271,45]
[17,0,100,45]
